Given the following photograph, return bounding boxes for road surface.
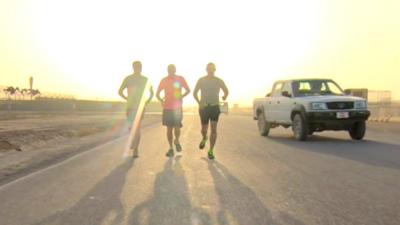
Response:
[0,115,399,225]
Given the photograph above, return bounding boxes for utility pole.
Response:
[29,76,34,100]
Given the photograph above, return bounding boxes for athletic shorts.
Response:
[162,109,183,127]
[199,105,221,125]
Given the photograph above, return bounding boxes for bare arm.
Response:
[156,82,164,104]
[146,86,154,104]
[181,78,191,99]
[193,80,201,105]
[118,78,128,100]
[221,80,229,101]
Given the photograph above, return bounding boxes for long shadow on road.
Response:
[267,135,400,170]
[33,158,134,225]
[129,156,210,225]
[206,159,305,225]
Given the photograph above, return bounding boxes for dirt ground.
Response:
[0,111,160,185]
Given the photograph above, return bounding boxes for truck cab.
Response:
[253,79,371,141]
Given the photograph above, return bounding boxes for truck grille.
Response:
[326,102,354,110]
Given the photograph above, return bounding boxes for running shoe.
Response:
[166,149,174,157]
[175,141,183,152]
[207,150,215,160]
[199,138,207,150]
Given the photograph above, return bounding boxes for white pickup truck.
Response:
[253,79,370,141]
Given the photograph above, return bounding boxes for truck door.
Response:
[269,82,284,122]
[278,82,295,124]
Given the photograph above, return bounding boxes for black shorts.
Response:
[163,109,183,127]
[199,105,221,125]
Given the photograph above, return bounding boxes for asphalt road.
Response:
[0,115,399,225]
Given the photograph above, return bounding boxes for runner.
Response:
[193,63,229,159]
[156,64,191,157]
[118,61,154,158]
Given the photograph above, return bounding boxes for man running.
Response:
[156,64,190,157]
[193,63,229,159]
[119,61,154,158]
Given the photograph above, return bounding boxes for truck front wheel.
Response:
[349,121,366,140]
[257,113,270,136]
[292,114,308,141]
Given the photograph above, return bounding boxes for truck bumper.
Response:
[305,110,370,131]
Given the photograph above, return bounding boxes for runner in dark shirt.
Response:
[119,61,154,158]
[193,63,229,159]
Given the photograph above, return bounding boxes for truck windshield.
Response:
[293,80,344,97]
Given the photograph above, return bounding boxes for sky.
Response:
[1,0,399,106]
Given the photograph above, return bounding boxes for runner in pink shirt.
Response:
[156,64,191,157]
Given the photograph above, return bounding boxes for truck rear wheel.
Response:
[349,121,366,140]
[257,113,270,136]
[292,114,308,141]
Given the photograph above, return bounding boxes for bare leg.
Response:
[174,127,181,144]
[131,131,140,157]
[131,120,142,150]
[132,131,141,149]
[210,121,218,150]
[167,126,174,149]
[201,123,208,140]
[199,123,209,150]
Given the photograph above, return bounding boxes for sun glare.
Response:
[25,0,322,104]
[2,0,398,104]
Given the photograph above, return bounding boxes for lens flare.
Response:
[174,90,182,99]
[123,81,151,157]
[173,81,181,89]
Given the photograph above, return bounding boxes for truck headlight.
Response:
[354,101,367,109]
[311,102,328,110]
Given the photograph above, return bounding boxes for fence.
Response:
[368,104,400,122]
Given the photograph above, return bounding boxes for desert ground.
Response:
[0,111,160,185]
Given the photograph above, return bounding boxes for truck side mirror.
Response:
[282,91,291,98]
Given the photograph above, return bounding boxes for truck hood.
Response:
[297,95,366,102]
